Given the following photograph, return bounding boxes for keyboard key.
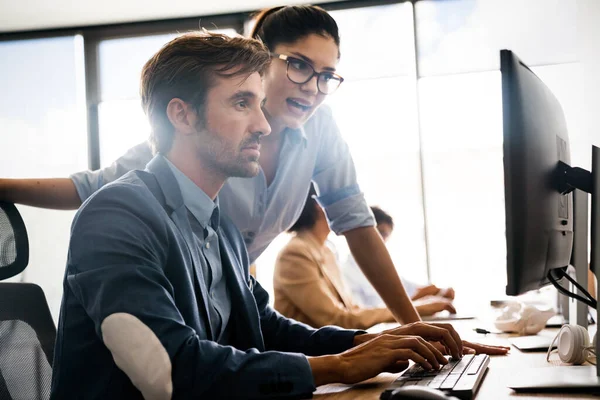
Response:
[428,377,447,389]
[449,354,474,375]
[440,374,460,390]
[467,355,486,375]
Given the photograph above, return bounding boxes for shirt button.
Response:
[205,242,210,249]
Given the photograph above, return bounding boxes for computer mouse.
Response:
[386,386,459,400]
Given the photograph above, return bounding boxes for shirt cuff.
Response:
[317,188,375,235]
[70,171,102,203]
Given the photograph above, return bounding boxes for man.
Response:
[343,206,456,313]
[50,32,470,399]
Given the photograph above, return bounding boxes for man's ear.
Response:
[166,98,197,135]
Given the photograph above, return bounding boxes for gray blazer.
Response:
[50,155,359,399]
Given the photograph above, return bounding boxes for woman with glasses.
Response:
[0,6,415,324]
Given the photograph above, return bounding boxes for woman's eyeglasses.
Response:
[270,53,344,95]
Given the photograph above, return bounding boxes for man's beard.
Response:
[203,140,261,179]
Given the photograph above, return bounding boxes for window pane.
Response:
[416,0,577,76]
[98,99,149,167]
[330,3,415,80]
[98,28,237,167]
[0,36,87,321]
[419,71,506,309]
[419,64,585,310]
[328,77,427,285]
[99,29,237,101]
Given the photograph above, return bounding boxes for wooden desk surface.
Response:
[314,319,599,399]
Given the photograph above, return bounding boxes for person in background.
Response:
[343,206,456,313]
[275,186,459,330]
[0,5,421,325]
[50,31,468,399]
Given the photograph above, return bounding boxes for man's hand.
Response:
[431,340,510,356]
[414,296,457,317]
[462,340,510,355]
[353,321,463,360]
[309,334,447,386]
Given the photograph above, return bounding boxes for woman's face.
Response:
[263,33,340,131]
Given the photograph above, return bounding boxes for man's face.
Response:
[191,71,271,178]
[376,222,393,243]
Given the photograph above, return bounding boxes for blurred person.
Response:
[343,206,456,310]
[275,186,457,331]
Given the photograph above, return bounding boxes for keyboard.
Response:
[380,354,490,400]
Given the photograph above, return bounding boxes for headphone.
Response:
[546,324,597,365]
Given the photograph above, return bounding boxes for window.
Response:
[97,29,237,167]
[0,36,87,320]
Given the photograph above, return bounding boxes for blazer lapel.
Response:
[218,229,264,351]
[146,156,215,340]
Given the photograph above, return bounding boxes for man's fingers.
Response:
[382,323,463,358]
[384,360,410,374]
[423,339,448,366]
[386,335,445,369]
[394,349,432,370]
[430,323,463,357]
[463,341,510,355]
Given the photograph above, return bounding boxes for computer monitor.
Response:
[501,49,600,389]
[501,49,574,296]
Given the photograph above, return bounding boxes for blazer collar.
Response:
[145,154,216,340]
[146,155,186,213]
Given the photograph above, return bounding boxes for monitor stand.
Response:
[508,145,600,391]
[509,366,600,392]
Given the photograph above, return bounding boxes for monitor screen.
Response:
[501,49,573,296]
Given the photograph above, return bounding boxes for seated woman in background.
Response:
[343,206,456,309]
[273,185,456,330]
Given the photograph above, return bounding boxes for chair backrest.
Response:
[0,202,28,281]
[0,202,56,400]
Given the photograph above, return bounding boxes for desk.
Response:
[314,319,599,399]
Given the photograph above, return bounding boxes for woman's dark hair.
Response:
[288,184,319,233]
[370,206,394,229]
[250,5,340,55]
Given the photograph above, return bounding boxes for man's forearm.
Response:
[345,226,421,324]
[308,355,343,386]
[0,178,82,209]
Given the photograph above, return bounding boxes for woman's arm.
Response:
[0,178,81,209]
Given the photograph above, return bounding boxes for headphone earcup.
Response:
[557,325,590,364]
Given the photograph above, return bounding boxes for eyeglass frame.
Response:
[270,52,345,95]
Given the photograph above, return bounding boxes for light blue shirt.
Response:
[71,105,375,263]
[164,157,231,341]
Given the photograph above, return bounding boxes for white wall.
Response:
[578,0,600,163]
[0,0,342,33]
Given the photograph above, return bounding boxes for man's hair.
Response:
[288,183,319,233]
[251,5,340,57]
[140,31,270,154]
[370,206,394,229]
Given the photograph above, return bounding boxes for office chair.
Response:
[0,202,56,400]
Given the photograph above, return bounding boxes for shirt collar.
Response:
[284,125,308,147]
[163,156,219,229]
